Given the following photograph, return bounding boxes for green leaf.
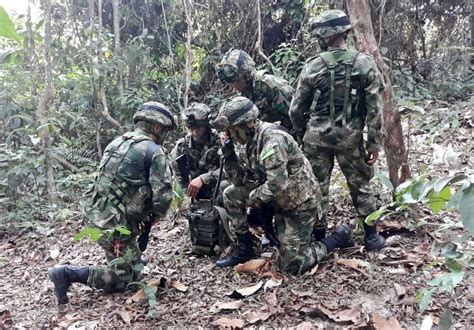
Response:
[133,263,144,273]
[74,227,102,242]
[108,257,126,267]
[428,271,464,293]
[365,208,391,226]
[144,285,158,310]
[115,225,131,236]
[428,186,452,213]
[459,183,474,235]
[433,175,467,193]
[375,169,394,191]
[0,6,21,42]
[439,308,453,330]
[418,288,435,312]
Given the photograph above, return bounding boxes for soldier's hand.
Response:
[220,131,230,146]
[366,151,379,165]
[187,177,204,198]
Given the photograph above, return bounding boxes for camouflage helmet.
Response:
[182,102,211,127]
[309,10,352,39]
[211,96,259,131]
[133,101,176,129]
[215,49,256,83]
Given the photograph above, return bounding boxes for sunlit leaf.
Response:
[74,227,102,242]
[0,6,21,43]
[459,183,474,235]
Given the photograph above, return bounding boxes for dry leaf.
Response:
[372,312,402,330]
[264,277,282,292]
[234,259,267,274]
[117,309,134,325]
[245,310,271,324]
[291,289,312,297]
[170,279,188,292]
[292,321,318,330]
[315,305,364,325]
[228,281,263,299]
[336,258,371,276]
[212,317,245,328]
[49,249,60,259]
[0,243,12,252]
[129,277,167,302]
[210,301,243,313]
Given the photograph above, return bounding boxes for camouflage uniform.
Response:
[49,102,175,304]
[213,97,352,275]
[216,49,295,133]
[289,10,384,249]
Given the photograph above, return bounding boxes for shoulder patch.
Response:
[260,147,276,161]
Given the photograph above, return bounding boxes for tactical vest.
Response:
[310,49,359,127]
[254,69,294,114]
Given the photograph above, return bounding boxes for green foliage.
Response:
[0,6,21,42]
[270,42,305,86]
[74,227,102,242]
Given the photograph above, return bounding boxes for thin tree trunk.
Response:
[346,0,411,188]
[112,0,124,98]
[470,0,474,68]
[36,0,56,202]
[97,0,121,128]
[183,0,194,109]
[255,0,276,72]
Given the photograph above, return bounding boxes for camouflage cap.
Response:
[215,49,256,83]
[133,101,176,129]
[211,96,259,131]
[309,10,352,39]
[182,102,211,127]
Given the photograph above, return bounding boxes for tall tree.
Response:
[36,0,56,202]
[112,0,124,98]
[346,0,411,188]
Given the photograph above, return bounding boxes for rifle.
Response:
[137,214,155,252]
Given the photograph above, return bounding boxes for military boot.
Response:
[320,224,354,252]
[48,265,90,304]
[312,227,326,241]
[216,232,255,268]
[363,223,385,251]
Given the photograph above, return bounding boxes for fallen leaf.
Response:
[292,321,321,330]
[212,317,245,328]
[234,259,267,274]
[291,289,312,298]
[117,308,134,325]
[0,243,12,252]
[420,315,433,330]
[49,249,60,259]
[336,258,371,276]
[170,279,188,292]
[372,312,402,330]
[228,281,263,299]
[309,264,319,275]
[244,310,271,324]
[210,301,243,313]
[264,277,282,292]
[129,277,167,302]
[314,305,364,325]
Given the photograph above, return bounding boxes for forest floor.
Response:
[0,100,473,329]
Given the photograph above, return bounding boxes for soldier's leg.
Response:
[303,145,335,238]
[216,184,255,267]
[336,146,385,251]
[88,233,142,292]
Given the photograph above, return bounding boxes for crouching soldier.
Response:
[48,101,175,304]
[212,96,353,275]
[170,103,230,254]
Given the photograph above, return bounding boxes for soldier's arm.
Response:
[149,150,174,218]
[363,58,384,153]
[256,77,291,116]
[289,65,313,137]
[249,135,289,204]
[169,140,188,188]
[222,140,246,186]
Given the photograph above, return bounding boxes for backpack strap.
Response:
[319,52,338,128]
[341,50,359,125]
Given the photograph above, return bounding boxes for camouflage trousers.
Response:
[87,230,142,292]
[304,144,377,225]
[223,184,328,275]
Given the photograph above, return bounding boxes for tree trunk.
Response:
[346,0,411,188]
[471,0,474,68]
[36,0,56,203]
[112,0,124,98]
[183,0,194,109]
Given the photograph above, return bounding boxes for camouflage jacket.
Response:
[170,129,222,189]
[244,70,295,132]
[224,120,322,213]
[289,47,383,152]
[82,129,173,232]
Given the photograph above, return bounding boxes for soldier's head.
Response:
[133,101,176,144]
[309,10,352,50]
[215,49,256,93]
[182,102,212,143]
[211,96,259,145]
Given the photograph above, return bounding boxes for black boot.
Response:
[363,223,385,251]
[321,224,354,252]
[312,227,326,241]
[48,265,90,304]
[216,233,255,268]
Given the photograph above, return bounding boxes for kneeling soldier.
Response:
[212,96,353,275]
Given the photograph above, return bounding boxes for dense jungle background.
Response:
[0,0,473,328]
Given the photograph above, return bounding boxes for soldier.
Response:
[289,10,385,251]
[170,102,227,203]
[48,101,175,304]
[212,96,353,275]
[215,49,294,133]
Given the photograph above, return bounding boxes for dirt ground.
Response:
[0,101,473,328]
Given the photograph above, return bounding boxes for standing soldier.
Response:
[212,96,353,275]
[289,10,385,251]
[48,102,175,304]
[215,49,294,134]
